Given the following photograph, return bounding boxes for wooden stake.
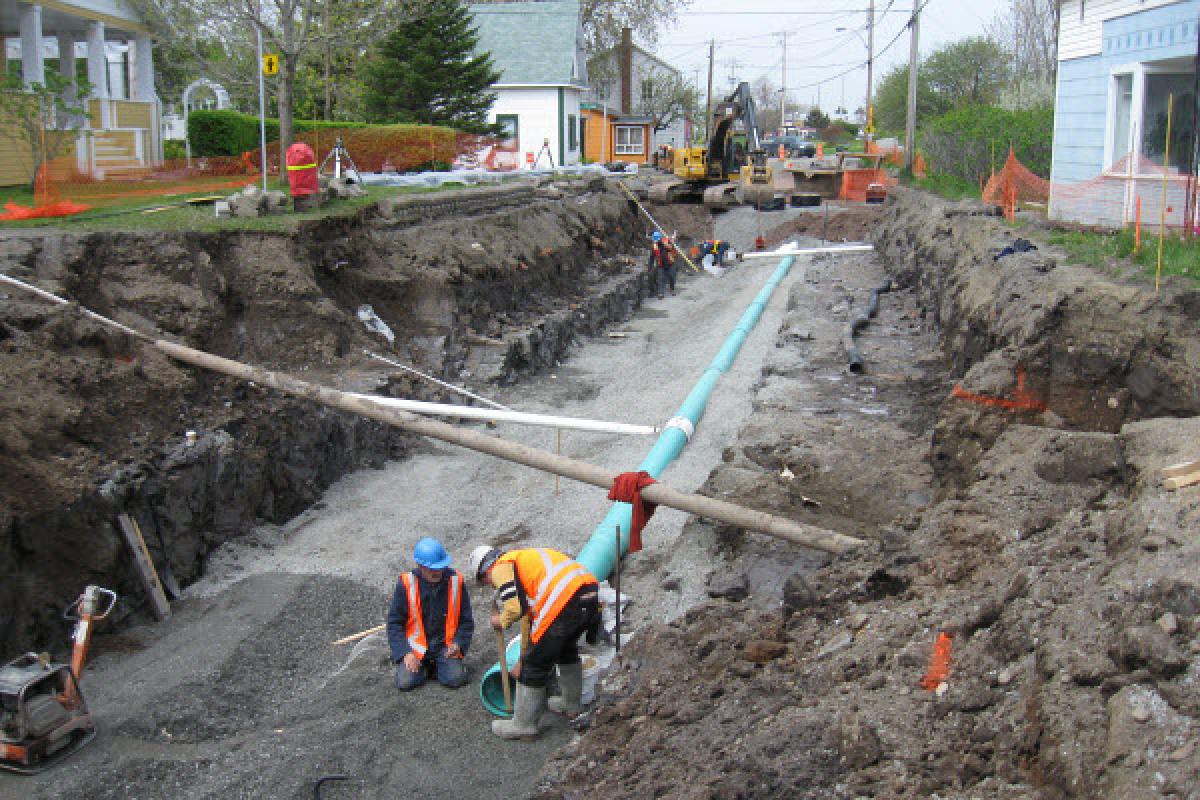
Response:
[332,623,385,646]
[1157,94,1174,293]
[116,514,171,621]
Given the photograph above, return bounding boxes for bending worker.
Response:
[387,537,474,691]
[469,545,600,739]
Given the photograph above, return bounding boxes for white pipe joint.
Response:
[664,416,695,441]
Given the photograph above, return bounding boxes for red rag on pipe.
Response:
[607,471,657,553]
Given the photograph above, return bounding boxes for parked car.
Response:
[761,135,817,158]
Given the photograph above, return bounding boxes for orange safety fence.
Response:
[6,127,522,221]
[839,166,898,203]
[866,140,928,178]
[974,148,1195,233]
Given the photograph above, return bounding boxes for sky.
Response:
[650,0,1010,115]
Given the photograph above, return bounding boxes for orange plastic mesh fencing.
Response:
[866,140,927,177]
[247,128,512,175]
[982,148,1050,217]
[918,631,954,690]
[1048,151,1193,231]
[839,167,896,202]
[20,152,258,219]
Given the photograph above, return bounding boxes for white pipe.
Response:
[740,244,874,260]
[364,350,511,411]
[347,393,660,436]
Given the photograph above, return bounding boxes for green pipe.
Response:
[481,255,798,717]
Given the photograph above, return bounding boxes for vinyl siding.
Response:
[1059,0,1184,61]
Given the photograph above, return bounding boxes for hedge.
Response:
[919,105,1054,185]
[187,110,369,156]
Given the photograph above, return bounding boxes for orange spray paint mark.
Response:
[950,367,1047,413]
[919,631,954,690]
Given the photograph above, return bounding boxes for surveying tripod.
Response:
[319,137,362,181]
[532,137,555,170]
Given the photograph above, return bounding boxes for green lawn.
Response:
[910,173,981,201]
[1046,226,1200,285]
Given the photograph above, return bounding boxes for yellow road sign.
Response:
[263,54,279,76]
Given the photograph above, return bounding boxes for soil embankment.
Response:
[536,190,1200,799]
[0,180,707,658]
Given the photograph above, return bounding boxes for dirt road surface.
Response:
[5,206,828,800]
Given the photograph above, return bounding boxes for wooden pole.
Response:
[1158,94,1174,293]
[616,180,699,273]
[0,275,865,555]
[332,623,385,646]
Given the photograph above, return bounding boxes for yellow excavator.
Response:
[649,82,763,209]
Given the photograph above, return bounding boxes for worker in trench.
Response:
[648,230,678,298]
[387,537,475,691]
[469,545,601,739]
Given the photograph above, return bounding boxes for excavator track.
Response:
[702,182,741,209]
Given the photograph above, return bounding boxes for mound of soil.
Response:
[535,191,1200,799]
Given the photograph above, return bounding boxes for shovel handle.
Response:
[496,629,512,711]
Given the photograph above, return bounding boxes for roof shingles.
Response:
[468,0,585,86]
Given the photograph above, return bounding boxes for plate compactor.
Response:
[0,585,116,774]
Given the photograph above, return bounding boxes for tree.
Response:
[923,37,1010,109]
[362,0,500,132]
[133,0,429,167]
[987,0,1058,84]
[872,63,948,133]
[804,107,830,130]
[0,73,91,189]
[636,70,698,133]
[579,0,688,54]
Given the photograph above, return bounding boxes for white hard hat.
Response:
[469,545,500,583]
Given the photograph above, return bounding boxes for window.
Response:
[641,79,654,107]
[1142,73,1194,171]
[1111,73,1132,160]
[615,125,644,155]
[568,114,578,150]
[496,114,518,149]
[1106,64,1197,174]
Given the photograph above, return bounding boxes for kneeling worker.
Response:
[388,537,474,690]
[469,545,600,739]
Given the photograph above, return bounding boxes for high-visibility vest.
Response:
[498,548,597,642]
[400,569,463,658]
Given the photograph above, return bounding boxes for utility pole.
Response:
[866,0,875,143]
[780,32,787,133]
[705,39,714,141]
[255,24,268,191]
[904,5,920,171]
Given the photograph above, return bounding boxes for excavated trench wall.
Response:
[873,188,1200,486]
[0,181,650,657]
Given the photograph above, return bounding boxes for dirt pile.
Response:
[761,203,882,247]
[535,192,1199,799]
[0,181,701,658]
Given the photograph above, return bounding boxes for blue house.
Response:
[1049,0,1199,227]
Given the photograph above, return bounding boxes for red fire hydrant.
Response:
[285,143,318,197]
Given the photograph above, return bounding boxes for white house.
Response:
[1,0,162,185]
[585,27,690,151]
[1049,0,1199,227]
[468,0,587,168]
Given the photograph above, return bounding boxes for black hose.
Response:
[843,280,893,374]
[314,775,350,799]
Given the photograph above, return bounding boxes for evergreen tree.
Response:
[362,0,501,133]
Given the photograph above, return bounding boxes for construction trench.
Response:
[0,181,1198,799]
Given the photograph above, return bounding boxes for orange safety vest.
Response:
[400,569,463,658]
[497,548,597,642]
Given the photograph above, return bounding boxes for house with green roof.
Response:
[468,0,587,168]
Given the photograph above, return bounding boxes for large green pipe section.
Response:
[481,255,798,716]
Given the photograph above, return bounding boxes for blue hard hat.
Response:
[652,231,663,242]
[413,537,451,569]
